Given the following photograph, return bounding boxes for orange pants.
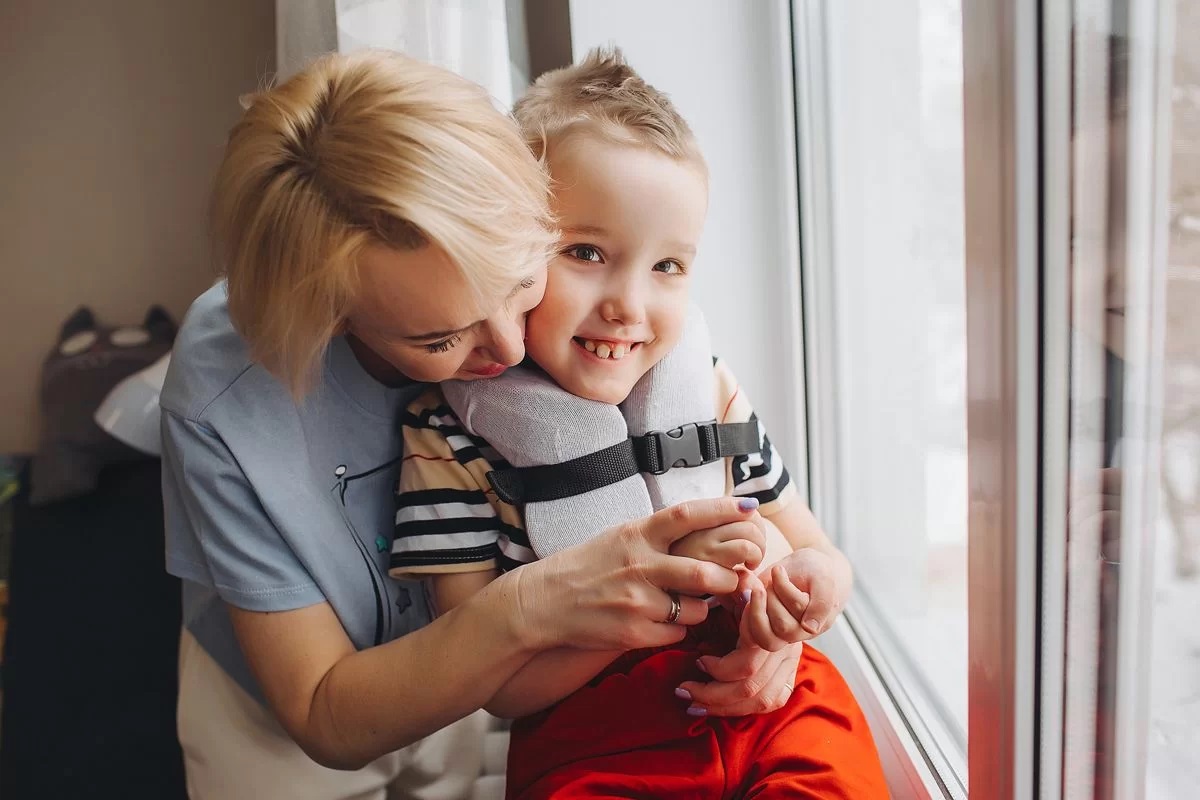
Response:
[506,611,888,799]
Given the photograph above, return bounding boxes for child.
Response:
[390,48,886,799]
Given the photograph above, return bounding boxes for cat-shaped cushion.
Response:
[29,306,176,505]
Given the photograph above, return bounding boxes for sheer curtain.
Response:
[276,0,522,106]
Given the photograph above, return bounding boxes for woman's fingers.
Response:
[667,593,710,627]
[524,499,764,652]
[680,642,802,717]
[694,640,769,683]
[639,497,762,551]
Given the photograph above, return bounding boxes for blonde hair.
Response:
[212,50,556,394]
[514,46,704,169]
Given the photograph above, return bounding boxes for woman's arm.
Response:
[232,496,754,770]
[231,571,538,771]
[431,567,665,720]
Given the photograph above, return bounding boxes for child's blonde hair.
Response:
[212,50,555,395]
[514,47,705,170]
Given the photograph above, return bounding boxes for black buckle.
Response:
[645,422,717,475]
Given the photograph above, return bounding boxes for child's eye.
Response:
[424,334,461,354]
[653,260,685,275]
[565,244,604,263]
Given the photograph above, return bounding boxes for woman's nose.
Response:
[484,312,526,367]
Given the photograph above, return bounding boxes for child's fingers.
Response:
[705,539,765,570]
[794,568,838,635]
[765,565,810,643]
[740,578,790,652]
[770,564,813,629]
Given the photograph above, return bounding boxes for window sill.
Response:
[815,610,962,799]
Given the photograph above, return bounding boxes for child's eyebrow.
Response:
[561,224,609,237]
[670,242,698,257]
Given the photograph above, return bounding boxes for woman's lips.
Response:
[467,363,507,377]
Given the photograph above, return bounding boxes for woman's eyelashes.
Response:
[423,333,462,354]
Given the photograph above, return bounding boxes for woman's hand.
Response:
[504,497,762,653]
[677,637,804,717]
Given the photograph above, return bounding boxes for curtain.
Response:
[276,0,521,107]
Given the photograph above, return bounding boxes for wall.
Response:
[568,0,808,470]
[0,0,275,453]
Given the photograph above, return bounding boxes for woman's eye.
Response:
[424,334,461,354]
[653,260,685,275]
[566,244,603,263]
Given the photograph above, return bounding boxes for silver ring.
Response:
[666,592,682,624]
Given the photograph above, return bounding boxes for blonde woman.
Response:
[163,51,777,799]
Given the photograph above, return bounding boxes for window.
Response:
[792,0,969,789]
[794,0,1195,796]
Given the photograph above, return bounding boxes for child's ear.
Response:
[59,306,96,342]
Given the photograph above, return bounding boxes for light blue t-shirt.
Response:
[161,283,432,701]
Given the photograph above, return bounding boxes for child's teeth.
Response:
[596,343,612,359]
[612,344,627,359]
[584,339,597,352]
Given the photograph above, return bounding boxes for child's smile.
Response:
[573,337,645,361]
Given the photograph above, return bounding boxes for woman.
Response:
[164,51,800,798]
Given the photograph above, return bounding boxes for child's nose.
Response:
[600,280,646,326]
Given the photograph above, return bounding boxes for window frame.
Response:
[788,1,1177,797]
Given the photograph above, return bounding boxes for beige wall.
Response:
[0,0,274,453]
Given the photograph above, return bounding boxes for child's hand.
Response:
[668,510,766,571]
[739,548,843,651]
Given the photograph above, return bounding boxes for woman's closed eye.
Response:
[423,334,462,354]
[563,244,604,264]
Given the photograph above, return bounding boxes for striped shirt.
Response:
[390,358,795,577]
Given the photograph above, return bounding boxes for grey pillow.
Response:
[29,306,175,505]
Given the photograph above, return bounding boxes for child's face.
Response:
[525,136,708,405]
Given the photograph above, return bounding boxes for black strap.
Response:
[486,420,761,505]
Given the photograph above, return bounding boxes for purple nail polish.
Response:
[674,687,692,701]
[738,497,759,511]
[686,706,708,717]
[695,658,710,675]
[738,589,752,606]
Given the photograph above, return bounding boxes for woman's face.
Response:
[345,243,547,384]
